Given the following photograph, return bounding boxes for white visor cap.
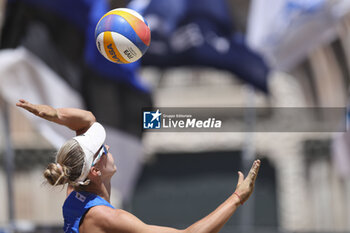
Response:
[73,122,106,185]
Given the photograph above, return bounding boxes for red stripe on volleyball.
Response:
[113,10,151,46]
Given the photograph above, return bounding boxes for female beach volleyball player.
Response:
[16,99,261,233]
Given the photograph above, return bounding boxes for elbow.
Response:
[87,111,97,125]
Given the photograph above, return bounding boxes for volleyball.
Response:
[95,8,151,64]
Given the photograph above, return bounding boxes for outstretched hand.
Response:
[16,99,58,121]
[234,159,261,205]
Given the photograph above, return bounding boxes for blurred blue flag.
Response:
[130,0,270,92]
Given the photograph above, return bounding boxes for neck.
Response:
[83,180,111,202]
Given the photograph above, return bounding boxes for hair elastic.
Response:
[56,163,63,173]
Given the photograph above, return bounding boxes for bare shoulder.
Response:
[83,206,183,233]
[83,206,142,232]
[84,205,116,224]
[87,206,130,219]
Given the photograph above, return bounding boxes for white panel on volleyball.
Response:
[111,32,142,63]
[114,8,145,22]
[96,33,108,60]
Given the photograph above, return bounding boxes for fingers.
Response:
[247,159,261,183]
[16,99,38,114]
[16,100,24,107]
[17,99,27,104]
[16,99,30,107]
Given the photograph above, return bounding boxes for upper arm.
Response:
[87,206,184,233]
[55,108,96,135]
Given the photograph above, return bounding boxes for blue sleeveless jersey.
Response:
[62,191,115,233]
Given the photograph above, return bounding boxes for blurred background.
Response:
[0,0,350,232]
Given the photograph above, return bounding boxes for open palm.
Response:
[234,159,261,204]
[16,99,58,121]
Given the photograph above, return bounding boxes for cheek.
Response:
[99,155,109,167]
[108,154,115,165]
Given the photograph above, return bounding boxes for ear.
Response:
[89,166,101,178]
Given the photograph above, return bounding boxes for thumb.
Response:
[237,171,244,187]
[39,112,46,117]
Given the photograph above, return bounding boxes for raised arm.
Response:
[185,159,260,233]
[16,99,96,135]
[89,160,261,233]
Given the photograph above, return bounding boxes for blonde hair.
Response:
[43,139,85,187]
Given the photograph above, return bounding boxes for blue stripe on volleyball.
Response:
[95,14,148,55]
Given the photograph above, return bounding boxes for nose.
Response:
[105,145,111,155]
